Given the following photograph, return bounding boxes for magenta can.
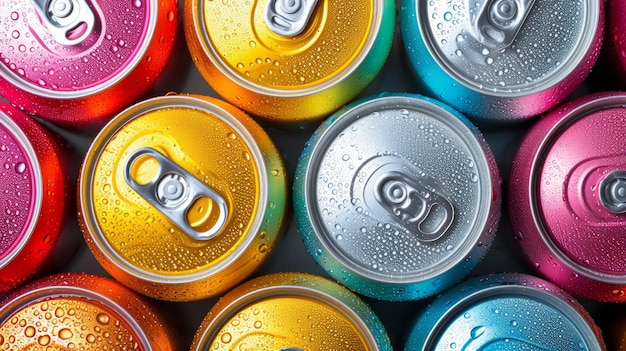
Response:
[0,0,177,126]
[509,91,626,302]
[605,0,626,87]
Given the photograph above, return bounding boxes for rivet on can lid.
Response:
[476,0,536,50]
[600,170,626,214]
[265,0,319,36]
[124,147,229,241]
[30,0,95,46]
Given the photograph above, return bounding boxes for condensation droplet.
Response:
[15,162,26,174]
[59,328,73,340]
[96,312,110,324]
[471,326,486,339]
[221,332,232,343]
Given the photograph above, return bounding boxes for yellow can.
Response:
[78,94,287,302]
[184,0,396,127]
[190,272,393,351]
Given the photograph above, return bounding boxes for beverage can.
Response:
[604,0,626,87]
[78,94,287,301]
[403,272,606,350]
[183,0,396,126]
[0,272,177,350]
[0,0,178,126]
[190,272,392,351]
[0,102,69,296]
[509,91,626,302]
[399,0,604,123]
[293,93,501,301]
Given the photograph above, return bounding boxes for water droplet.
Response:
[254,320,262,328]
[471,326,486,339]
[10,12,19,20]
[249,41,256,48]
[443,12,452,21]
[511,320,518,327]
[342,154,350,161]
[133,0,142,7]
[221,332,232,343]
[167,11,175,22]
[38,335,51,346]
[237,62,245,69]
[86,333,96,343]
[25,326,36,337]
[12,31,19,39]
[15,162,26,174]
[259,244,268,253]
[455,49,463,56]
[486,57,494,65]
[96,312,110,324]
[59,328,73,340]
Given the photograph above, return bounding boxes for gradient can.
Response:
[190,272,392,351]
[0,102,69,296]
[604,0,626,87]
[400,0,604,123]
[0,0,177,126]
[293,93,501,301]
[184,0,395,126]
[509,91,626,302]
[0,272,177,350]
[403,272,606,350]
[78,94,287,301]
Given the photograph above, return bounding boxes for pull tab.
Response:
[599,170,626,214]
[124,148,229,241]
[356,157,455,242]
[30,0,95,46]
[474,0,536,50]
[265,0,319,36]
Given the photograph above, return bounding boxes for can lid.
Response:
[533,98,626,276]
[0,107,41,267]
[81,96,267,283]
[192,0,381,94]
[302,95,495,283]
[419,0,600,94]
[0,0,157,98]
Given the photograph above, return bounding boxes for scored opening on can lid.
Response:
[301,94,495,284]
[418,0,600,94]
[79,95,269,284]
[0,0,157,98]
[0,110,42,269]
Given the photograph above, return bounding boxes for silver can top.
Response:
[301,95,496,282]
[420,0,600,94]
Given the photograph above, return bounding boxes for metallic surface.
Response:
[78,94,287,301]
[0,0,177,125]
[294,93,501,301]
[0,273,177,350]
[604,0,626,87]
[400,0,604,122]
[184,0,395,125]
[509,92,626,302]
[190,272,392,351]
[403,273,606,350]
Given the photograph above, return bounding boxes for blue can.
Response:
[404,272,606,350]
[293,93,501,301]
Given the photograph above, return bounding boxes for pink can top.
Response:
[0,0,154,97]
[0,109,39,263]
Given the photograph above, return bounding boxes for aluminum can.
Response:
[78,94,287,301]
[183,0,396,126]
[509,91,626,302]
[190,272,392,351]
[0,0,178,126]
[0,102,69,296]
[293,93,501,301]
[604,0,626,87]
[403,272,606,350]
[0,272,177,350]
[399,0,604,123]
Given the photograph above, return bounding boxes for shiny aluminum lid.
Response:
[301,94,497,283]
[419,0,600,94]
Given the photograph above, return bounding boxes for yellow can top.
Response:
[85,97,263,278]
[192,0,377,91]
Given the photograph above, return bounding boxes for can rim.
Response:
[79,95,269,284]
[0,0,158,99]
[421,283,603,350]
[0,285,152,350]
[302,94,495,284]
[194,279,379,350]
[416,0,601,97]
[191,0,383,97]
[529,93,626,284]
[0,112,43,269]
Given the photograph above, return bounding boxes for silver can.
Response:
[293,93,501,301]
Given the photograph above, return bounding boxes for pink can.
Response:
[605,0,626,87]
[0,0,177,126]
[509,91,626,302]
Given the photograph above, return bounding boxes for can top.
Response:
[414,273,603,350]
[190,0,381,94]
[301,94,495,283]
[0,106,41,268]
[81,95,268,283]
[0,0,157,98]
[419,0,600,94]
[193,273,385,351]
[532,95,626,277]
